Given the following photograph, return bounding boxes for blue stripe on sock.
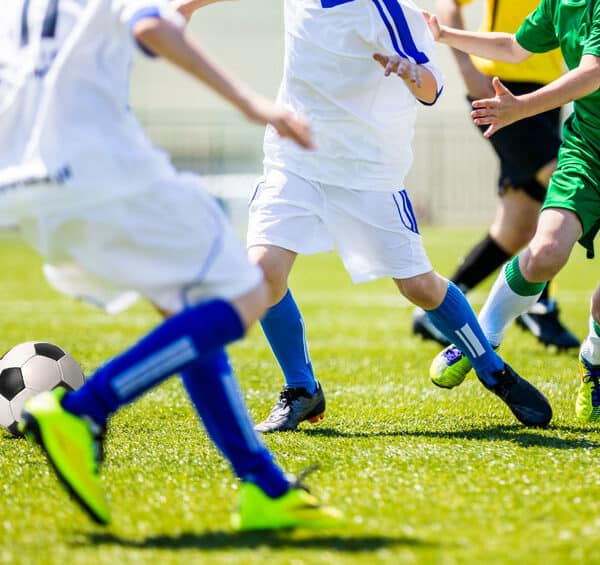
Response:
[426,281,503,384]
[181,351,290,498]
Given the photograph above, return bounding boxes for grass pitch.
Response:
[0,227,598,565]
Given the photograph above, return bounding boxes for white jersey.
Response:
[264,0,444,192]
[0,0,184,223]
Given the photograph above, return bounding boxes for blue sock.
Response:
[181,350,290,498]
[261,290,317,393]
[62,299,245,428]
[426,281,503,385]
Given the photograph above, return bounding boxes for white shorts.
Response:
[247,167,432,283]
[17,173,262,314]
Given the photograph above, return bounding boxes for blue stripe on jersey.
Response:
[20,0,31,46]
[373,0,429,64]
[371,0,408,59]
[42,0,60,38]
[321,0,356,6]
[381,0,429,64]
[129,7,161,58]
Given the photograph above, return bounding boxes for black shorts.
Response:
[468,81,561,203]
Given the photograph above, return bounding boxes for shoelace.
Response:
[442,346,463,364]
[279,387,309,407]
[289,464,320,493]
[582,365,600,406]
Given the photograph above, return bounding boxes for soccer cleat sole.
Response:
[20,411,109,525]
[431,379,454,390]
[308,412,325,424]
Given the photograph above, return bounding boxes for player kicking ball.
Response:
[424,4,600,422]
[248,0,552,432]
[2,0,343,529]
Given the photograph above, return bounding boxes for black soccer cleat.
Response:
[481,363,552,427]
[254,383,325,433]
[516,299,579,350]
[412,308,451,347]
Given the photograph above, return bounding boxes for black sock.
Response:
[451,234,511,292]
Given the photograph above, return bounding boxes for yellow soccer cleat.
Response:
[19,389,110,524]
[576,356,600,423]
[430,344,473,389]
[232,481,345,531]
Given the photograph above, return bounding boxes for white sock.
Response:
[580,316,600,365]
[478,268,542,347]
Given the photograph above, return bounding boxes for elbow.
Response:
[418,85,443,106]
[132,16,163,45]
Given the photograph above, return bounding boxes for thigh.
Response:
[325,187,432,283]
[247,167,334,255]
[544,129,600,259]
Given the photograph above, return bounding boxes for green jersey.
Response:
[516,0,600,147]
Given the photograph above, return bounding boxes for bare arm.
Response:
[133,17,313,148]
[472,55,600,137]
[425,11,531,64]
[436,0,494,98]
[372,54,439,104]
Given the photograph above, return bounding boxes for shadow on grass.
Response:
[303,424,599,449]
[76,531,436,551]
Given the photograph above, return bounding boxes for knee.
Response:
[231,279,270,330]
[397,272,447,309]
[521,241,568,282]
[260,266,289,306]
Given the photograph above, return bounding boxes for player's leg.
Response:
[248,169,331,432]
[412,189,527,346]
[397,271,551,427]
[576,284,600,422]
[180,347,342,530]
[326,186,551,426]
[431,207,582,397]
[20,179,343,527]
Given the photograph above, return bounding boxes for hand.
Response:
[471,77,523,138]
[373,53,422,86]
[422,11,441,41]
[243,95,314,150]
[464,68,495,99]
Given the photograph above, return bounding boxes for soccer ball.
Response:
[0,341,85,436]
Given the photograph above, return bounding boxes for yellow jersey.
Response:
[458,0,563,84]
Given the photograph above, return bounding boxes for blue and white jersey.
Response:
[264,0,444,192]
[0,0,184,222]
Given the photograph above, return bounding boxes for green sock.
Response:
[504,257,547,297]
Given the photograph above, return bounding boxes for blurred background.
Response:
[130,0,497,226]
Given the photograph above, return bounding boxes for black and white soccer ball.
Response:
[0,342,85,436]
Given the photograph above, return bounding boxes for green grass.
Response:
[0,227,598,565]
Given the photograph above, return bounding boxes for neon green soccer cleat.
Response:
[430,344,473,389]
[576,356,600,423]
[232,481,345,531]
[19,389,110,525]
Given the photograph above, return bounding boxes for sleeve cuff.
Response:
[129,6,161,58]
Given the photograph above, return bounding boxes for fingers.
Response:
[471,98,497,108]
[483,123,498,138]
[492,76,508,96]
[275,115,315,150]
[373,53,388,67]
